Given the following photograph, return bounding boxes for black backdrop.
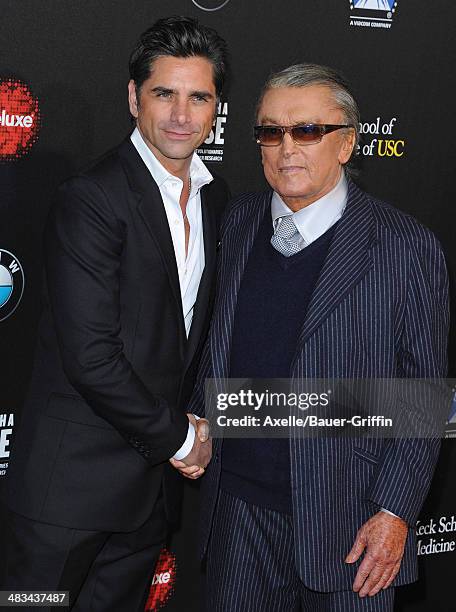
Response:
[1,1,455,610]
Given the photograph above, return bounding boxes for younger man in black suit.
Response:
[2,16,229,611]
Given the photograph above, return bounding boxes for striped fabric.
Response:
[206,489,395,611]
[189,180,449,592]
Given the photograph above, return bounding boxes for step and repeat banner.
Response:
[1,1,455,610]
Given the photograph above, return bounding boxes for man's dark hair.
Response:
[129,16,228,99]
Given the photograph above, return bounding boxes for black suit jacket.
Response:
[5,137,229,531]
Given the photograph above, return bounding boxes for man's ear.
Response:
[338,128,356,165]
[128,80,139,119]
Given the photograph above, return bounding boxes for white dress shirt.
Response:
[130,127,212,460]
[271,171,348,243]
[131,127,213,337]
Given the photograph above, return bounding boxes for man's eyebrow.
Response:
[190,90,215,99]
[151,86,175,95]
[149,86,214,100]
[258,116,280,125]
[258,116,319,125]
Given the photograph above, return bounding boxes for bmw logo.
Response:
[0,249,24,322]
[191,0,231,11]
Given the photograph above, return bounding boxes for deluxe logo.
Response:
[191,0,230,11]
[0,249,25,322]
[145,548,177,611]
[349,0,399,29]
[357,117,405,158]
[0,78,40,161]
[197,100,228,163]
[0,413,14,477]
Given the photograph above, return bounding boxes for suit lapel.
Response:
[184,186,217,370]
[118,138,185,341]
[295,181,377,350]
[136,193,183,315]
[211,191,271,379]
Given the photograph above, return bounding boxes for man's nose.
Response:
[170,98,191,125]
[281,131,298,156]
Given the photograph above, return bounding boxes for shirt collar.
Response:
[130,127,213,192]
[271,172,348,245]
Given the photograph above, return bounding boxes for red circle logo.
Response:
[0,78,40,161]
[145,548,177,611]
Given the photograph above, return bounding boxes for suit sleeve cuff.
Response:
[172,422,195,460]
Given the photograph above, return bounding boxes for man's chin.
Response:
[160,144,198,161]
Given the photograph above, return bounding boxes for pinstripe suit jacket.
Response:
[189,180,449,591]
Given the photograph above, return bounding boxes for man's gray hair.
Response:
[256,63,360,168]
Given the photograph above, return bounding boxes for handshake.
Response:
[169,414,212,480]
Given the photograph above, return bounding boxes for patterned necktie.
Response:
[270,215,305,257]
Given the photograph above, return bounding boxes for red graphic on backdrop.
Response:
[0,79,40,161]
[145,548,177,611]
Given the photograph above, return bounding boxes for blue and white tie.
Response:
[271,215,305,257]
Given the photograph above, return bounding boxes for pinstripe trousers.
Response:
[206,490,395,612]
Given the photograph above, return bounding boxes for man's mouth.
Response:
[163,129,195,140]
[278,166,305,174]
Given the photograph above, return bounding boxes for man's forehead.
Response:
[258,85,341,123]
[260,84,334,109]
[146,55,216,87]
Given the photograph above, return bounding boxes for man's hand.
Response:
[169,414,212,480]
[345,511,408,597]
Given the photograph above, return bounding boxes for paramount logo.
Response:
[0,109,34,127]
[355,0,391,8]
[349,0,399,29]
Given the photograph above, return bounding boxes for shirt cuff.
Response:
[172,422,195,460]
[172,419,199,460]
[380,507,399,518]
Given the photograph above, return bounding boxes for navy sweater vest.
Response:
[220,212,337,513]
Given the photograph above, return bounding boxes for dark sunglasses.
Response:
[254,123,353,147]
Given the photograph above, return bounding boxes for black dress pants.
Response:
[2,494,166,612]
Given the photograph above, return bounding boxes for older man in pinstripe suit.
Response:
[173,63,449,611]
